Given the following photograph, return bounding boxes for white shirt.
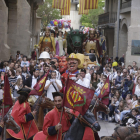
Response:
[134,85,140,97]
[17,75,22,80]
[76,78,90,88]
[45,79,62,100]
[85,73,91,82]
[31,76,38,89]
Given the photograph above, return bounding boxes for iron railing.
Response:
[121,0,131,9]
[98,12,117,25]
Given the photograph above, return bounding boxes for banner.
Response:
[52,0,66,9]
[84,0,98,10]
[98,76,110,99]
[3,74,13,115]
[63,78,94,115]
[61,0,71,15]
[79,0,89,15]
[29,71,49,96]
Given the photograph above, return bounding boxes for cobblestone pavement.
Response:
[98,120,117,137]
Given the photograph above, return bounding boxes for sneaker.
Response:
[98,115,102,119]
[109,117,112,121]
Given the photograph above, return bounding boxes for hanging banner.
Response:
[52,0,66,9]
[84,0,98,10]
[79,0,89,15]
[61,0,71,15]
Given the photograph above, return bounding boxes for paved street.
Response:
[98,120,116,137]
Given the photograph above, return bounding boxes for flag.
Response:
[29,71,49,96]
[52,0,66,9]
[98,76,110,105]
[84,0,98,10]
[79,0,89,15]
[61,0,71,15]
[63,78,95,115]
[98,76,110,99]
[3,74,13,115]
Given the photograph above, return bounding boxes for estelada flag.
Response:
[84,0,98,10]
[3,73,13,115]
[79,0,89,15]
[29,71,49,96]
[61,0,71,15]
[63,78,94,116]
[52,0,66,9]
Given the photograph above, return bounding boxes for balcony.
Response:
[121,0,131,9]
[120,0,131,13]
[98,12,117,27]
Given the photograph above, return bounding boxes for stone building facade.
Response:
[0,0,43,61]
[98,0,140,66]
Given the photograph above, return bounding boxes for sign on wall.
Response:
[131,40,140,55]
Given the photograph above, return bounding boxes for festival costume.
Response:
[39,36,55,54]
[85,38,101,57]
[34,107,73,140]
[7,100,38,140]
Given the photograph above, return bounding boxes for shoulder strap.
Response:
[52,82,58,92]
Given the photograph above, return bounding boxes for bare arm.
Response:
[55,81,62,90]
[44,82,52,90]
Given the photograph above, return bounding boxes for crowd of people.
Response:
[0,43,140,139]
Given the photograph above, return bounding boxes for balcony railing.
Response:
[98,12,117,25]
[121,1,131,9]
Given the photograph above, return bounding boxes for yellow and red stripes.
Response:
[52,0,66,9]
[61,0,71,15]
[84,0,98,10]
[79,0,89,15]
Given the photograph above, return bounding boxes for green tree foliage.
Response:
[80,0,105,28]
[37,0,62,27]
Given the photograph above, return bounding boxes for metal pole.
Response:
[116,0,121,57]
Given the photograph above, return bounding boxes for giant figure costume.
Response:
[38,28,55,54]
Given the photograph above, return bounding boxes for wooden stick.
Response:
[56,107,64,140]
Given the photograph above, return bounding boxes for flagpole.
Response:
[56,75,69,140]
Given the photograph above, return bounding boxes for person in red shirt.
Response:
[33,92,74,140]
[6,88,38,140]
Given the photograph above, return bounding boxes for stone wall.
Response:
[104,28,114,57]
[7,0,31,57]
[125,0,140,67]
[0,0,10,60]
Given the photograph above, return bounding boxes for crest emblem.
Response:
[66,85,86,108]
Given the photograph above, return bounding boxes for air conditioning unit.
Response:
[71,0,79,4]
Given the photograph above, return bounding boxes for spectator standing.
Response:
[44,71,62,100]
[90,72,99,89]
[134,75,140,98]
[85,68,94,82]
[14,78,23,98]
[8,69,17,91]
[76,69,90,88]
[21,56,29,67]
